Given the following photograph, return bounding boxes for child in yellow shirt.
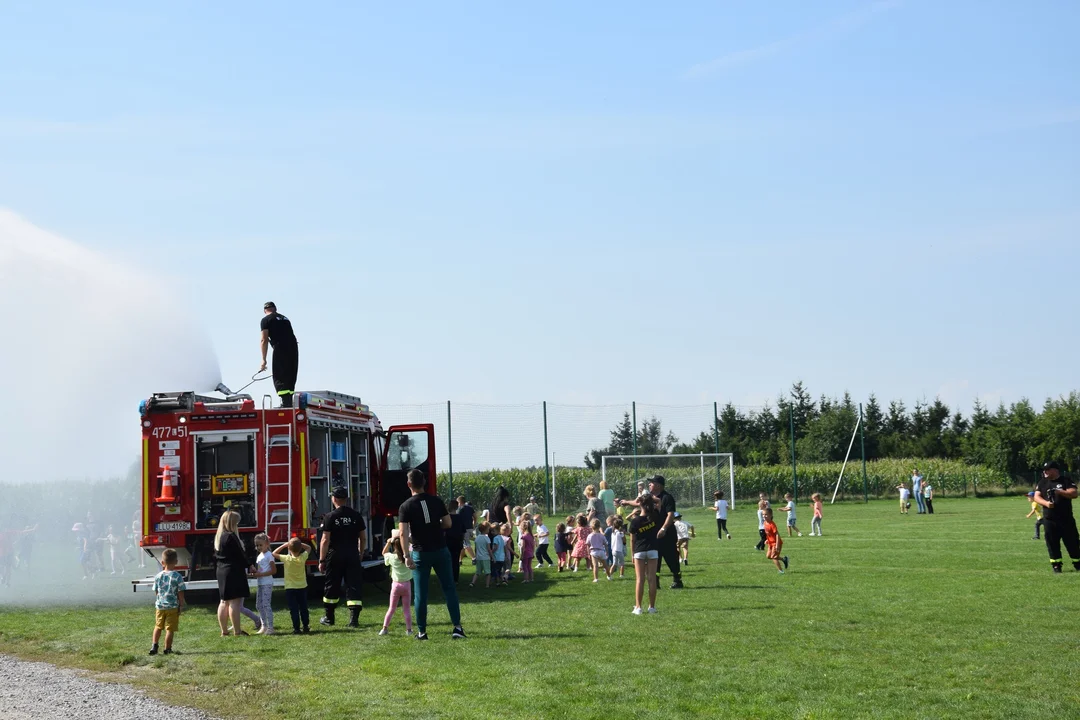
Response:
[1026,491,1043,540]
[273,538,312,634]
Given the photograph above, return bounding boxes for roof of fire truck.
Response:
[140,390,384,432]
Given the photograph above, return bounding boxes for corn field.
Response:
[438,458,1013,513]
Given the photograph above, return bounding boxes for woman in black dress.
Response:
[214,511,257,636]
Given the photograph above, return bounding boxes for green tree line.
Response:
[586,382,1080,480]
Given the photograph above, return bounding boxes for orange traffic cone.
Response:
[155,465,179,504]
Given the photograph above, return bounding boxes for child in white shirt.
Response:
[783,493,802,537]
[713,491,730,540]
[252,533,276,635]
[610,518,627,578]
[674,513,695,565]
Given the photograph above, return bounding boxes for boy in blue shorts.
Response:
[783,493,802,537]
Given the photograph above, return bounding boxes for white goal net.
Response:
[601,453,735,508]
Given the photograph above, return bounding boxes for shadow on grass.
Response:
[678,584,775,590]
[489,632,589,640]
[714,605,777,612]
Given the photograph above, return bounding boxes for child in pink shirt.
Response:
[811,493,824,536]
[587,519,612,582]
[570,514,590,572]
[519,521,535,583]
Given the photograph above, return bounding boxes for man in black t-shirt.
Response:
[649,475,683,589]
[398,470,466,641]
[259,302,299,408]
[1033,461,1080,573]
[318,486,367,626]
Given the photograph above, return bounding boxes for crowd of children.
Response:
[146,492,827,652]
[72,511,152,582]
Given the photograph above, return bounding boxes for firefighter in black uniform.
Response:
[649,475,684,589]
[318,486,367,626]
[259,302,299,408]
[1033,461,1080,573]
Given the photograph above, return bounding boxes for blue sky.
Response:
[2,0,1078,435]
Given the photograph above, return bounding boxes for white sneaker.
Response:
[593,578,598,583]
[647,607,658,614]
[606,575,613,581]
[378,628,389,636]
[798,532,803,537]
[726,534,731,539]
[631,607,643,615]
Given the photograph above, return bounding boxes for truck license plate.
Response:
[155,521,191,532]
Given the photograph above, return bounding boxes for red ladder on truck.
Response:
[263,395,294,542]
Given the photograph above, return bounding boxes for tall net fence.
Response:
[378,401,729,514]
[355,400,992,514]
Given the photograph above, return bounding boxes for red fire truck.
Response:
[133,390,434,591]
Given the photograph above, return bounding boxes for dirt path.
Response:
[0,655,217,720]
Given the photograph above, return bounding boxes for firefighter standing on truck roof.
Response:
[259,301,299,408]
[319,486,367,627]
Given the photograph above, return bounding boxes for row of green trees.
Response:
[586,383,1080,479]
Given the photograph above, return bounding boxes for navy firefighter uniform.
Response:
[319,487,367,627]
[260,302,299,408]
[1035,461,1080,573]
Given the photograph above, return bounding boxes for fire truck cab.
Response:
[133,390,434,591]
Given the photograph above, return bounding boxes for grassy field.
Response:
[0,496,1076,720]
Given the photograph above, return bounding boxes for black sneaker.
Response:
[319,617,334,626]
[1053,565,1063,574]
[451,626,467,640]
[148,646,158,656]
[415,632,429,641]
[302,627,311,634]
[162,649,178,656]
[669,580,683,590]
[782,556,790,570]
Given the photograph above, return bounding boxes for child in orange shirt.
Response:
[762,506,789,574]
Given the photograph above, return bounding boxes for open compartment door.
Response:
[380,424,436,513]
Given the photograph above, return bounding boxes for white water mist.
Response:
[0,209,221,483]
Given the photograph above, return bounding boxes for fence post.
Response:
[543,401,550,511]
[713,402,721,501]
[700,451,706,505]
[860,403,868,504]
[447,400,453,499]
[790,404,798,503]
[632,401,638,485]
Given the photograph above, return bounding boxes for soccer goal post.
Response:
[601,452,736,508]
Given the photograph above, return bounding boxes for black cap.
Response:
[331,486,348,499]
[673,512,682,519]
[263,301,276,310]
[646,474,665,486]
[1043,461,1062,472]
